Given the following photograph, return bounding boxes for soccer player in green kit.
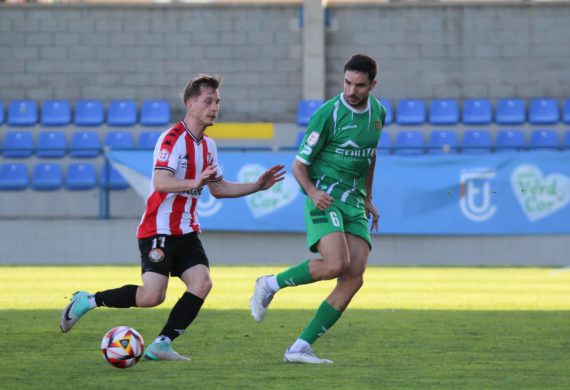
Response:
[250,54,386,364]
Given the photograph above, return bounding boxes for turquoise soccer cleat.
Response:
[144,340,190,362]
[60,291,93,333]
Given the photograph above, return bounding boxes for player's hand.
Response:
[195,164,218,188]
[256,164,286,191]
[365,198,379,232]
[309,190,333,211]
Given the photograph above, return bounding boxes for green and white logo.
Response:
[511,164,570,221]
[237,164,299,218]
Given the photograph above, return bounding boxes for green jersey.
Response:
[295,94,386,209]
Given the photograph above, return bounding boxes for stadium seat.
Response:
[564,130,570,150]
[70,131,101,158]
[394,130,424,155]
[100,163,129,190]
[8,100,38,126]
[32,163,63,191]
[0,163,29,190]
[496,98,525,125]
[66,163,97,190]
[108,100,137,127]
[74,100,104,126]
[41,100,71,126]
[429,99,459,125]
[529,130,559,151]
[462,99,492,125]
[377,131,392,154]
[2,131,33,158]
[104,131,134,150]
[140,100,170,126]
[296,99,324,127]
[462,130,492,154]
[138,130,162,149]
[396,99,425,125]
[295,130,305,147]
[428,130,458,154]
[563,99,570,124]
[378,98,393,125]
[36,131,66,158]
[0,102,5,124]
[495,129,525,152]
[529,98,559,125]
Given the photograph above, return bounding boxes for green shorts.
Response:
[304,196,372,253]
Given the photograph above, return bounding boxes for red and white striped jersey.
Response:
[137,121,223,239]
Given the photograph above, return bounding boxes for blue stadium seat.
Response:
[429,99,459,125]
[378,98,393,125]
[104,131,134,150]
[108,100,137,127]
[563,99,570,124]
[0,163,28,190]
[496,98,525,125]
[37,131,66,158]
[396,99,425,125]
[495,129,525,152]
[462,130,492,154]
[41,100,71,126]
[564,130,570,150]
[377,131,392,154]
[295,130,305,147]
[0,102,5,124]
[140,100,170,126]
[100,163,129,190]
[8,100,38,126]
[70,131,101,158]
[428,130,458,154]
[529,129,559,151]
[138,130,162,149]
[74,100,104,126]
[66,163,97,190]
[3,131,33,158]
[529,98,559,125]
[296,99,324,127]
[462,99,492,125]
[32,163,63,191]
[394,130,424,155]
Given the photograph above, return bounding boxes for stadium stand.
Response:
[462,130,492,154]
[2,131,34,158]
[378,98,393,125]
[428,130,458,154]
[36,131,67,158]
[378,131,392,154]
[529,129,560,150]
[70,131,101,158]
[564,130,570,149]
[138,130,162,150]
[66,163,97,191]
[396,99,425,125]
[140,100,170,126]
[529,98,559,125]
[41,100,72,127]
[563,99,570,124]
[462,98,492,125]
[496,98,525,125]
[32,163,63,191]
[8,100,37,127]
[74,100,105,126]
[0,163,28,190]
[0,102,4,124]
[295,130,305,147]
[296,99,324,127]
[104,131,135,150]
[108,100,137,127]
[100,162,129,190]
[495,129,525,152]
[395,130,424,155]
[429,99,459,126]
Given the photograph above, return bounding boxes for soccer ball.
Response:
[101,326,144,369]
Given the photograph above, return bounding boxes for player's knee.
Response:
[326,258,349,278]
[138,290,166,307]
[193,278,213,298]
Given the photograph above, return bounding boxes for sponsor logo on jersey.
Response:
[300,144,313,156]
[158,149,170,162]
[339,124,357,131]
[335,140,376,158]
[307,131,320,147]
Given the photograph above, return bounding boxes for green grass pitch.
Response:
[1,266,569,389]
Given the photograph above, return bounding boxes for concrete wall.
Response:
[1,3,569,122]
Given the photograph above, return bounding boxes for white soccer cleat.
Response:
[249,275,275,323]
[283,344,333,364]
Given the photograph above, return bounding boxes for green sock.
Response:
[276,260,314,288]
[299,300,342,344]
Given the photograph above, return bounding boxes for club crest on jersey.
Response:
[207,152,213,165]
[307,131,320,147]
[158,149,170,162]
[375,120,381,129]
[148,248,165,263]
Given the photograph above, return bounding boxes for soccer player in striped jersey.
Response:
[61,74,285,361]
[250,54,386,364]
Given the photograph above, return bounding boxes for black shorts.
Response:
[138,232,210,278]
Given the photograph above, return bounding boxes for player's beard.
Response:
[347,94,367,109]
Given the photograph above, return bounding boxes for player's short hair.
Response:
[344,54,377,82]
[182,74,221,104]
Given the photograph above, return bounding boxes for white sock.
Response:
[155,335,172,344]
[266,275,280,293]
[289,338,310,353]
[87,296,97,309]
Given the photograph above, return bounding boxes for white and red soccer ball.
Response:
[101,326,144,369]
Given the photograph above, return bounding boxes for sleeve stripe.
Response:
[209,175,223,182]
[154,166,176,173]
[295,155,311,166]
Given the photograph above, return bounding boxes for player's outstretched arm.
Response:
[209,164,286,199]
[153,166,217,193]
